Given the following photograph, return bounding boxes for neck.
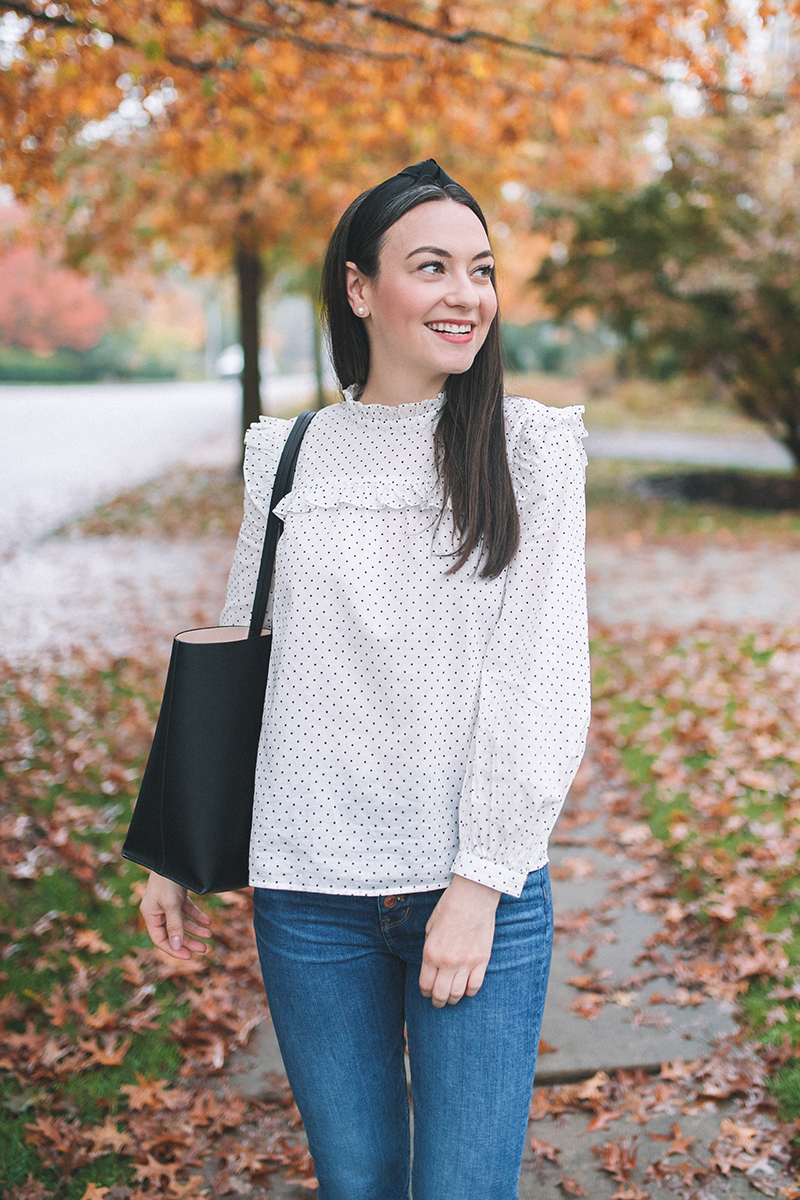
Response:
[358,363,447,408]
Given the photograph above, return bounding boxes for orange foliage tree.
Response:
[1,0,794,432]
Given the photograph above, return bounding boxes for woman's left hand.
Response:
[419,874,501,1007]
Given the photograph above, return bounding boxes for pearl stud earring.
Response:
[357,307,365,315]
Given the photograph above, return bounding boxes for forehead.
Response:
[381,200,490,257]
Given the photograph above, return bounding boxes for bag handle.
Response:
[248,409,316,638]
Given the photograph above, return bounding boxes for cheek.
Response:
[371,279,428,331]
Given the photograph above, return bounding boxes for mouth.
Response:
[425,321,476,344]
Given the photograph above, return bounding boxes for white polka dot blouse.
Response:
[220,388,591,898]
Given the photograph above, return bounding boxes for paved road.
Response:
[586,426,793,469]
[0,377,318,557]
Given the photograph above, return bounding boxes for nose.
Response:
[444,268,481,310]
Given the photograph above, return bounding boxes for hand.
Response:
[419,874,501,1008]
[140,871,213,960]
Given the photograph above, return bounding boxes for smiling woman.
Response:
[138,160,591,1200]
[324,159,519,579]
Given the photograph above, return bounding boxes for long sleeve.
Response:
[451,410,591,897]
[220,416,296,628]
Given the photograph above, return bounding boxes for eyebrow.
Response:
[406,246,494,261]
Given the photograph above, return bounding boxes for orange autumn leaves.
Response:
[0,654,311,1197]
[2,0,799,279]
[592,625,800,949]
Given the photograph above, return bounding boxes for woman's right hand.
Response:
[140,871,213,960]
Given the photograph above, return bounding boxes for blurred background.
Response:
[5,4,800,1199]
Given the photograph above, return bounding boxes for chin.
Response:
[441,354,479,377]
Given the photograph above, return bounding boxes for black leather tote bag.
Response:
[122,410,315,893]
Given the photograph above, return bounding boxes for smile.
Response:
[425,322,475,341]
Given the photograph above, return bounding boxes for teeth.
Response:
[428,323,472,334]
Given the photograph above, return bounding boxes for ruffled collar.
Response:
[342,385,445,423]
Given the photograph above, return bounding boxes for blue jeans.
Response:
[252,867,553,1200]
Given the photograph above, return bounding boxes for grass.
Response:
[585,456,800,546]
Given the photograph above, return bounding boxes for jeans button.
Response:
[383,896,397,909]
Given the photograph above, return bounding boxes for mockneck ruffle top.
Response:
[220,390,591,897]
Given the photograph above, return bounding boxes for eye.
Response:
[419,260,445,274]
[474,263,494,278]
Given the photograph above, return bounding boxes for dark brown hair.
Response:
[320,180,520,579]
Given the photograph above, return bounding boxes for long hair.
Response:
[320,181,520,579]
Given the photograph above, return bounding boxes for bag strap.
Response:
[248,409,316,638]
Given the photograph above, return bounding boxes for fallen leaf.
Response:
[558,1175,589,1196]
[660,1059,701,1081]
[3,1175,53,1200]
[588,1109,625,1131]
[77,1034,132,1066]
[647,1122,696,1155]
[133,1154,184,1190]
[74,929,112,954]
[83,1119,134,1155]
[568,946,596,966]
[530,1135,561,1162]
[84,1002,118,1030]
[593,1135,638,1183]
[568,993,606,1019]
[718,1117,760,1150]
[575,1071,610,1102]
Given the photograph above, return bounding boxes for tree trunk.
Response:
[781,413,800,473]
[236,245,262,449]
[312,298,326,411]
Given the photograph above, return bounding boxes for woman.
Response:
[141,159,591,1200]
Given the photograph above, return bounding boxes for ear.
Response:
[345,261,370,318]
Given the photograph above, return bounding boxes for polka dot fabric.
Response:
[220,389,591,898]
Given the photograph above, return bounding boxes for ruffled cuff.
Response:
[450,850,530,898]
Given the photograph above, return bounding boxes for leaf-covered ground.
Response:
[4,464,800,1197]
[527,622,800,1199]
[0,658,316,1198]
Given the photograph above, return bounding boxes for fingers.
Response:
[418,878,498,1007]
[464,961,487,997]
[420,963,477,1008]
[184,896,212,926]
[140,873,212,960]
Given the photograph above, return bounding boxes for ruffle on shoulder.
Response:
[273,476,447,519]
[504,396,588,504]
[243,415,298,515]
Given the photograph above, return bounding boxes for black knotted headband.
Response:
[346,159,477,260]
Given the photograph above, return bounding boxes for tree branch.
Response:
[1,0,787,100]
[258,0,778,100]
[205,7,418,61]
[307,0,670,82]
[1,0,420,67]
